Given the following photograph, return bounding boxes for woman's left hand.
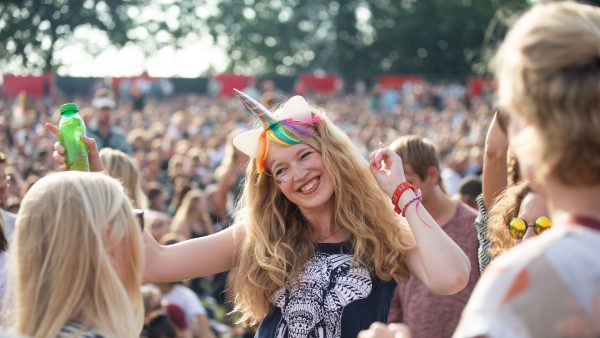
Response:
[369,142,407,197]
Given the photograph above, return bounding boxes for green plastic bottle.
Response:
[58,103,90,171]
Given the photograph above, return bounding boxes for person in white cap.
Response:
[50,89,470,338]
[87,88,132,154]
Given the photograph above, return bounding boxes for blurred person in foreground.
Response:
[455,2,600,336]
[361,2,600,338]
[4,172,144,337]
[387,136,479,338]
[48,90,470,337]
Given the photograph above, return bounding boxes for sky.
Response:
[53,27,229,78]
[53,0,229,78]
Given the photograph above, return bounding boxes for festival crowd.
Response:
[0,2,598,338]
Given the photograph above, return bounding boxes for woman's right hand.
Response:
[45,123,105,172]
[369,142,407,197]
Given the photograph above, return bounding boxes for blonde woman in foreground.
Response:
[4,172,144,337]
[48,89,470,337]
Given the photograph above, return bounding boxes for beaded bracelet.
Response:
[401,189,423,217]
[391,182,415,214]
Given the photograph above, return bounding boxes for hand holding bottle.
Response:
[45,122,105,172]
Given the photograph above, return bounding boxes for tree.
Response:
[207,0,370,77]
[0,0,146,73]
[207,0,529,78]
[367,0,529,77]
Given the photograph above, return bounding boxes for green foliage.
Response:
[0,0,144,72]
[208,0,529,78]
[1,0,535,76]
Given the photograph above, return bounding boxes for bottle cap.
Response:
[60,103,79,115]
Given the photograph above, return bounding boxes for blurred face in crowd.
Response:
[402,164,438,202]
[151,191,166,212]
[95,106,113,126]
[513,192,549,244]
[194,197,208,215]
[150,217,169,242]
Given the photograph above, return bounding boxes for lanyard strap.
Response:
[564,215,600,231]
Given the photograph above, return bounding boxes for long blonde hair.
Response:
[171,189,214,239]
[100,148,148,209]
[493,1,600,185]
[9,172,144,337]
[232,113,415,326]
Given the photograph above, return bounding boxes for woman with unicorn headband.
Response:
[47,90,470,337]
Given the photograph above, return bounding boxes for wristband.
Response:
[391,182,414,214]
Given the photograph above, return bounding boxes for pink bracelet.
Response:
[401,189,423,217]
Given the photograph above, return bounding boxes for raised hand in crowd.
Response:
[481,110,510,210]
[45,122,105,172]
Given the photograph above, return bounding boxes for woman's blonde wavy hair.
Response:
[231,111,415,326]
[487,182,531,259]
[493,1,600,185]
[100,148,147,209]
[7,172,144,337]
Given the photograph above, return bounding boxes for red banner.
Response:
[296,74,340,95]
[469,77,496,97]
[2,73,53,98]
[213,74,253,97]
[377,75,423,90]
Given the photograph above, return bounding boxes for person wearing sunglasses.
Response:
[486,182,550,261]
[454,2,600,337]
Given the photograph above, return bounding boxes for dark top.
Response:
[256,242,396,338]
[87,126,132,154]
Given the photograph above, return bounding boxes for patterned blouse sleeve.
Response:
[474,194,492,272]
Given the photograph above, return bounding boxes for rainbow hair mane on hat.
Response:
[232,89,322,174]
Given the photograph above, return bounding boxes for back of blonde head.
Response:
[100,148,147,209]
[9,172,144,337]
[232,113,415,326]
[493,1,600,185]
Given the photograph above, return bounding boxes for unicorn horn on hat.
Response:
[233,89,278,128]
[232,89,323,174]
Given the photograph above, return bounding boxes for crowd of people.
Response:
[0,1,598,337]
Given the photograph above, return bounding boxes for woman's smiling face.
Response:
[268,142,335,213]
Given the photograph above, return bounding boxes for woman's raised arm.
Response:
[369,143,470,295]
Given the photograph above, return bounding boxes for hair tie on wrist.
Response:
[402,189,423,217]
